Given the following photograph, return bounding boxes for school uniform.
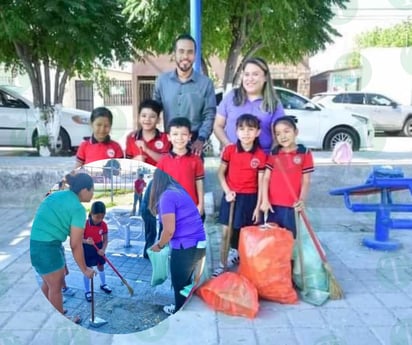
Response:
[83,217,108,267]
[76,135,123,165]
[125,129,170,166]
[218,142,266,234]
[157,151,204,206]
[265,144,314,237]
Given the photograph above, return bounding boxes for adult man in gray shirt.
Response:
[153,33,216,156]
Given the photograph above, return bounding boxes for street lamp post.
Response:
[190,0,202,73]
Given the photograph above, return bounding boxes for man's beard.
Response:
[177,60,193,72]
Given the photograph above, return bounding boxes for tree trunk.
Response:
[44,58,51,107]
[57,70,69,104]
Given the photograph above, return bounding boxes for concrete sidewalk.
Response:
[1,152,412,344]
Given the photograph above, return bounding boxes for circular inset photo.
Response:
[29,159,210,336]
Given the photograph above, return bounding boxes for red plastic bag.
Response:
[197,272,259,318]
[238,223,298,304]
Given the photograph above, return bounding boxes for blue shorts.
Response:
[218,193,257,230]
[266,205,297,238]
[30,240,65,275]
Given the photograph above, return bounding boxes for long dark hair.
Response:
[148,169,180,215]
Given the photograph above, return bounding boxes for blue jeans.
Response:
[132,192,143,216]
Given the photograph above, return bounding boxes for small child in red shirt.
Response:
[260,116,314,238]
[82,201,112,302]
[213,114,266,276]
[157,117,205,217]
[76,107,124,168]
[125,99,170,166]
[132,173,147,216]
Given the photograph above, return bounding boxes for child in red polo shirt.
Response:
[260,116,314,238]
[157,117,205,217]
[82,201,112,302]
[213,114,267,277]
[76,107,124,167]
[125,99,170,167]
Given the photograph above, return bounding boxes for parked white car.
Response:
[275,87,374,151]
[0,85,91,154]
[312,91,412,136]
[215,86,374,151]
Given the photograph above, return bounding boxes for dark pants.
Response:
[142,210,163,259]
[170,246,206,311]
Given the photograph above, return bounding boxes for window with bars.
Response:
[103,80,132,106]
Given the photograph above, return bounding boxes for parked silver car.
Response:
[0,85,91,154]
[312,91,412,136]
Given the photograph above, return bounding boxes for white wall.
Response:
[361,47,412,104]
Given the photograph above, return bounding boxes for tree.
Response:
[124,0,349,87]
[0,0,137,152]
[356,20,412,48]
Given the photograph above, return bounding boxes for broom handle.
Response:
[274,157,327,263]
[90,276,95,322]
[92,242,134,293]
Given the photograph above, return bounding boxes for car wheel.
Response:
[323,127,360,151]
[55,128,71,154]
[402,117,412,137]
[32,128,71,155]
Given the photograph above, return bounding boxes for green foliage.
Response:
[356,20,412,48]
[124,0,349,85]
[36,135,49,147]
[0,0,137,106]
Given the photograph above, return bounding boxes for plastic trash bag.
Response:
[147,246,169,286]
[293,215,329,306]
[238,224,298,304]
[197,272,259,318]
[331,141,353,165]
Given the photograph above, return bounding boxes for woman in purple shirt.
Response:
[149,168,206,314]
[213,57,285,154]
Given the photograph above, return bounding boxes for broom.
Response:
[274,157,344,299]
[92,243,134,296]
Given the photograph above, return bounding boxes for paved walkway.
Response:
[1,152,412,344]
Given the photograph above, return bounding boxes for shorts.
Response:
[83,242,105,267]
[218,193,257,230]
[30,240,65,275]
[266,205,296,238]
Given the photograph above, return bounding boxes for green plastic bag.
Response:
[293,215,330,306]
[147,246,169,286]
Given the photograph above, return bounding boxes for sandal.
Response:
[212,266,225,277]
[66,315,82,324]
[85,291,92,302]
[100,284,112,294]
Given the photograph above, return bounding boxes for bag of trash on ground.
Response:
[197,271,259,318]
[238,223,298,304]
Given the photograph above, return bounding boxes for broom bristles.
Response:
[324,263,344,299]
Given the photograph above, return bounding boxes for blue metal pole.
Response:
[190,0,202,73]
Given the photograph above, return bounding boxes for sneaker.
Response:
[62,287,75,296]
[100,284,112,294]
[212,265,225,277]
[163,304,175,315]
[227,248,240,268]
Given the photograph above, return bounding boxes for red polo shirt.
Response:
[125,129,170,167]
[221,142,266,194]
[84,218,108,244]
[157,152,204,205]
[134,178,146,194]
[266,144,314,207]
[76,136,124,165]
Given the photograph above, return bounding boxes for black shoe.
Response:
[85,291,92,302]
[100,284,112,294]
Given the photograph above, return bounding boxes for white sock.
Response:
[83,275,90,292]
[99,270,106,286]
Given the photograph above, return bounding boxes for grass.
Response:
[83,190,134,213]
